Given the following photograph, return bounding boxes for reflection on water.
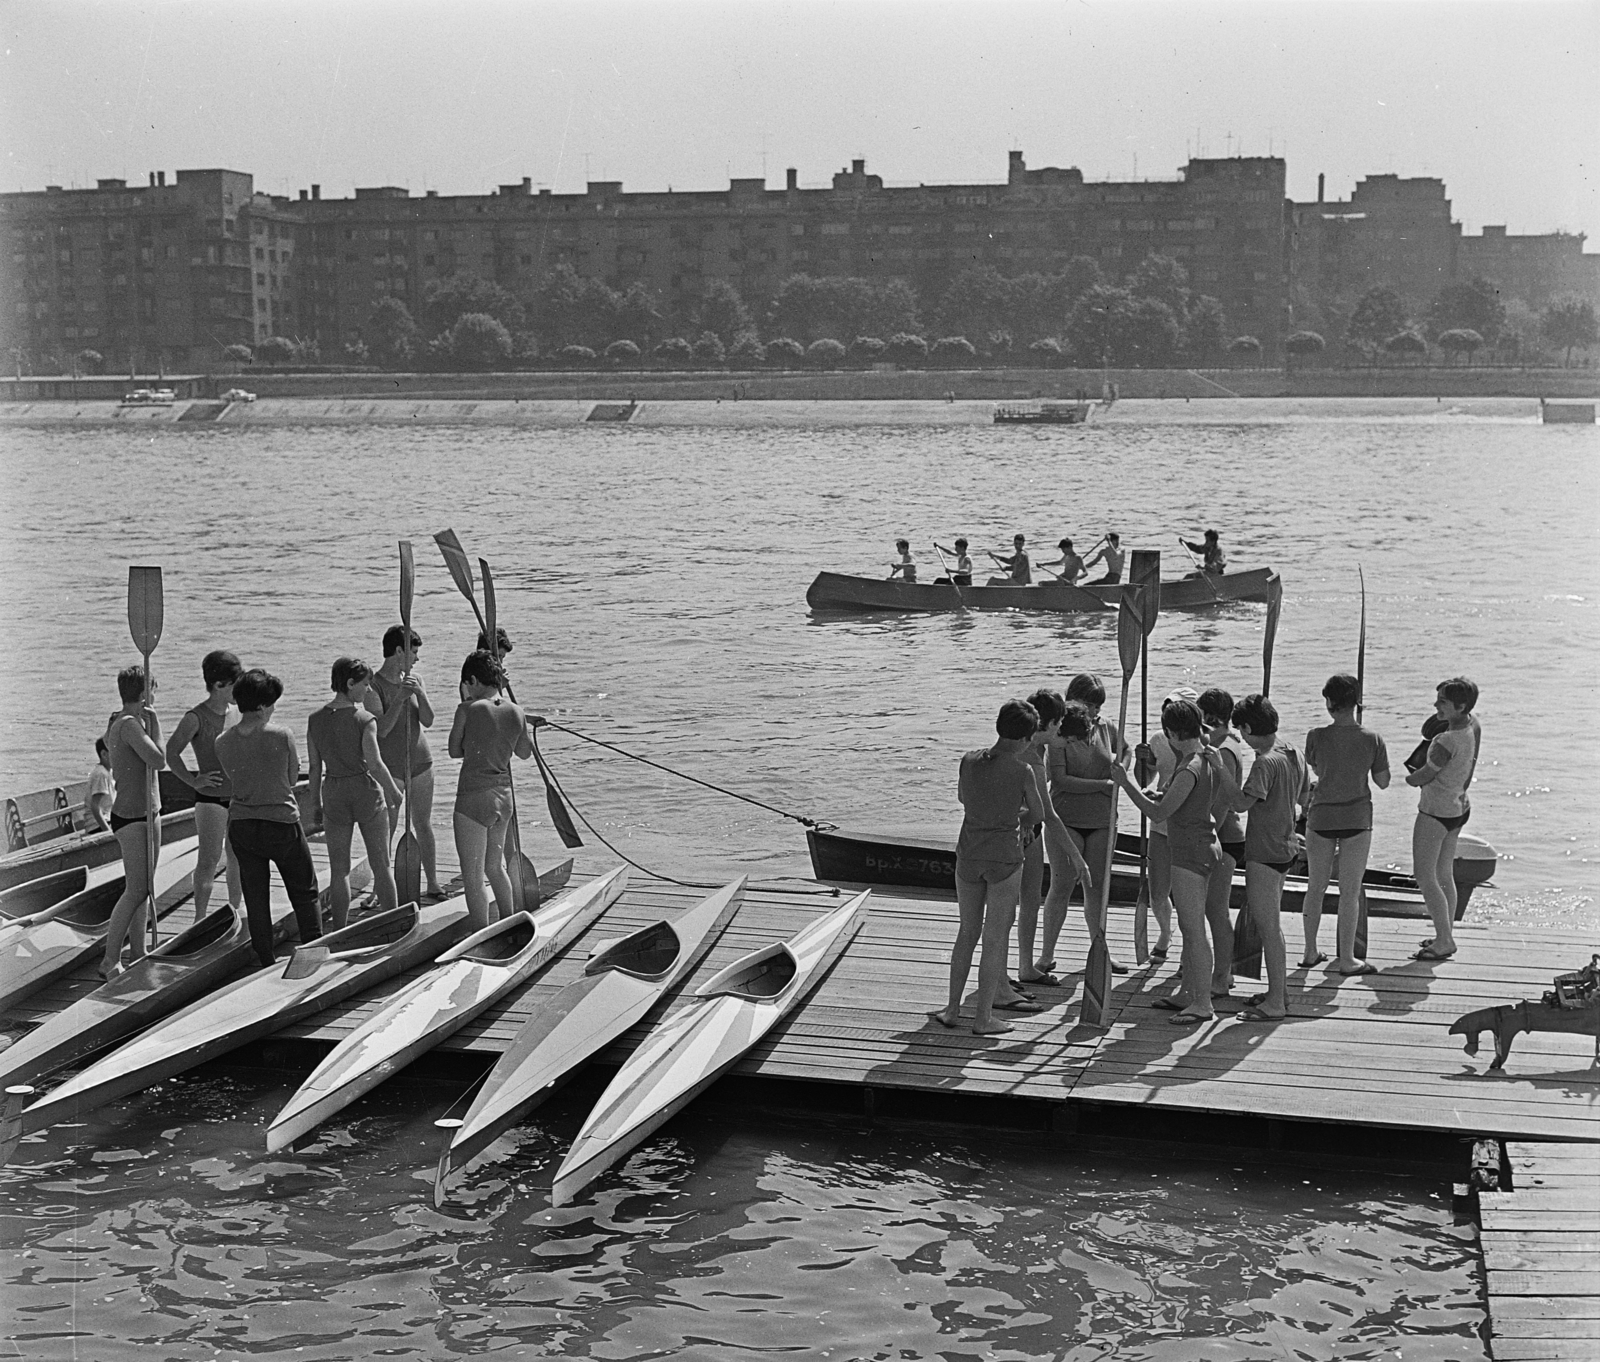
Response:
[2,1068,1486,1360]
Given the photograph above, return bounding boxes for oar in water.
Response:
[1175,535,1224,600]
[1082,586,1143,1026]
[1232,571,1285,981]
[392,540,422,906]
[127,566,164,948]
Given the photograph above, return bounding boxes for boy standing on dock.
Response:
[933,699,1047,1036]
[370,625,444,901]
[165,650,244,924]
[1405,677,1481,962]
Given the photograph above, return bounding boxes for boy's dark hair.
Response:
[95,737,108,757]
[1026,688,1067,729]
[1160,698,1204,741]
[1437,676,1478,712]
[201,650,243,689]
[996,699,1040,740]
[461,649,506,689]
[895,538,909,552]
[1322,672,1362,711]
[330,656,372,694]
[1232,693,1280,735]
[116,664,147,703]
[382,625,422,657]
[1058,537,1074,552]
[1107,532,1120,545]
[1198,687,1234,724]
[1059,699,1096,740]
[476,626,514,656]
[954,538,968,551]
[1065,672,1106,708]
[234,669,283,713]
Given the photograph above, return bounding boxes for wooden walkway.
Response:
[7,846,1597,1143]
[1480,1142,1600,1360]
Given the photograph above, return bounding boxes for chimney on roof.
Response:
[523,177,531,192]
[311,184,320,200]
[157,171,165,187]
[852,158,865,176]
[1009,150,1026,185]
[299,189,308,201]
[426,189,438,197]
[786,167,798,191]
[148,172,156,187]
[1317,173,1324,204]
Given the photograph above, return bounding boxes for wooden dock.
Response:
[1480,1142,1600,1360]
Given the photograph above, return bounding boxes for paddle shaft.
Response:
[127,566,164,949]
[394,540,421,903]
[931,543,967,610]
[1176,536,1223,599]
[1356,565,1367,722]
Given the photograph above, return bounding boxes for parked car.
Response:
[120,388,176,405]
[221,388,257,403]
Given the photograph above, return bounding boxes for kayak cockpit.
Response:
[152,906,238,958]
[280,903,424,977]
[55,880,125,929]
[697,944,799,1000]
[0,866,88,922]
[448,913,539,964]
[586,920,683,980]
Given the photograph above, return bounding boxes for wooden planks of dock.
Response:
[1481,1142,1600,1360]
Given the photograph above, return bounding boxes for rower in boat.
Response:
[988,534,1031,586]
[1181,529,1227,575]
[933,538,972,585]
[888,540,917,582]
[1083,533,1125,584]
[1038,538,1087,584]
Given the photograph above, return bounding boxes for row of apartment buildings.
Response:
[2,152,1595,370]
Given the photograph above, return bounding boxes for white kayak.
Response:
[266,868,630,1151]
[0,838,201,1015]
[436,876,745,1202]
[20,897,470,1134]
[0,860,124,932]
[549,890,870,1207]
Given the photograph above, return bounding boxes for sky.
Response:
[2,0,1597,240]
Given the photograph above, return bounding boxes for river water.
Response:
[0,397,1594,1357]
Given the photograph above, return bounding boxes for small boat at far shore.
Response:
[993,399,1096,425]
[550,890,870,1207]
[436,876,745,1203]
[267,868,629,1152]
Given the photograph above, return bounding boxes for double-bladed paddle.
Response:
[1082,586,1143,1026]
[127,566,164,947]
[392,540,422,906]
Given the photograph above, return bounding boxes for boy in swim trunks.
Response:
[932,699,1047,1036]
[1015,690,1094,987]
[166,649,244,923]
[370,624,444,900]
[1199,688,1248,999]
[1405,676,1481,962]
[1083,533,1125,584]
[1210,693,1310,1020]
[888,539,917,582]
[1302,672,1390,975]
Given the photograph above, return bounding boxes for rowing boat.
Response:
[806,572,1111,614]
[435,876,745,1202]
[805,824,1497,920]
[0,860,123,930]
[0,903,292,1088]
[18,897,471,1134]
[1084,566,1277,609]
[0,838,201,1014]
[549,890,869,1207]
[266,868,629,1152]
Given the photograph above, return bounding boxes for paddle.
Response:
[392,540,422,906]
[1128,550,1161,964]
[1262,572,1284,697]
[1175,535,1224,601]
[127,566,164,948]
[931,543,967,611]
[1354,564,1370,956]
[1082,586,1143,1026]
[479,558,539,912]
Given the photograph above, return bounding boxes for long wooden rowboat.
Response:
[436,876,745,1203]
[0,860,123,931]
[18,897,471,1134]
[0,902,298,1089]
[806,572,1111,614]
[0,838,201,1015]
[1084,567,1278,610]
[806,824,1498,921]
[266,868,629,1152]
[549,890,870,1207]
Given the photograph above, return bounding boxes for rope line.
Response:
[546,721,837,831]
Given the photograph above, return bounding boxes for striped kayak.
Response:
[549,890,870,1207]
[0,838,201,1015]
[266,868,629,1152]
[436,876,744,1202]
[19,897,471,1134]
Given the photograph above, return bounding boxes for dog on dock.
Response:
[1450,956,1600,1071]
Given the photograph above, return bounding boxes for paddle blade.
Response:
[1080,934,1112,1027]
[480,559,497,655]
[1262,572,1284,696]
[1231,907,1263,980]
[399,540,415,631]
[1116,587,1143,680]
[434,529,477,604]
[1133,878,1150,964]
[1129,549,1161,636]
[1354,894,1370,962]
[393,829,421,907]
[127,566,164,655]
[532,734,584,848]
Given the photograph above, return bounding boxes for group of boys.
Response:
[890,533,1126,587]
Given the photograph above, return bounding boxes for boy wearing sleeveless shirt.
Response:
[165,649,244,923]
[932,700,1047,1036]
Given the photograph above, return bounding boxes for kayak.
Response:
[807,572,1110,614]
[18,896,471,1134]
[266,867,629,1152]
[0,838,201,1015]
[805,824,1498,920]
[1083,566,1278,609]
[549,890,870,1207]
[0,860,123,930]
[436,876,745,1203]
[0,902,294,1089]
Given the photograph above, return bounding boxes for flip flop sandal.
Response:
[1412,946,1457,962]
[1236,1008,1285,1022]
[1150,946,1169,959]
[1151,996,1186,1011]
[1298,953,1330,968]
[1018,972,1061,987]
[993,998,1044,1014]
[1168,1011,1209,1026]
[1337,962,1378,976]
